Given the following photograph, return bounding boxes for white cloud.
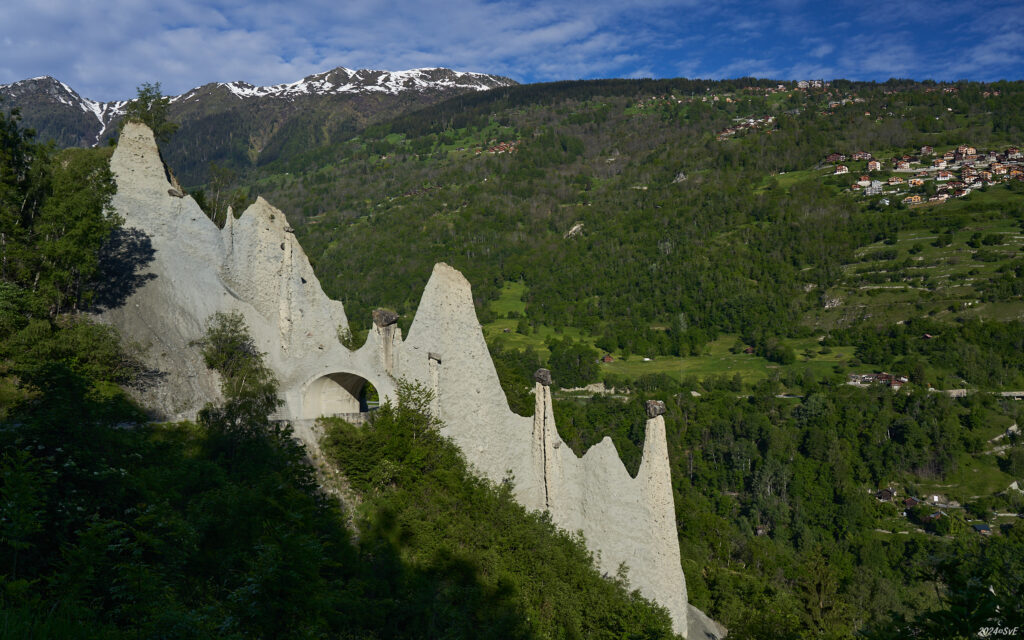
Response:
[1,0,702,99]
[1,0,1021,99]
[939,31,1024,79]
[809,43,833,58]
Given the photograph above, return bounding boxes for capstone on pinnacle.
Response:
[534,368,552,386]
[645,400,667,418]
[372,308,399,327]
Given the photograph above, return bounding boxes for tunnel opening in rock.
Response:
[302,372,379,419]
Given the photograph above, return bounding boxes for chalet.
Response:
[902,194,922,205]
[866,181,884,195]
[876,488,896,501]
[936,171,952,181]
[834,164,849,175]
[897,161,911,170]
[852,150,873,160]
[1011,167,1024,177]
[920,145,934,155]
[992,163,1007,175]
[852,372,907,388]
[943,150,956,161]
[867,160,882,171]
[858,175,871,185]
[954,188,970,198]
[889,176,904,185]
[929,194,949,202]
[1007,147,1022,159]
[933,158,947,168]
[601,354,614,363]
[972,523,992,536]
[908,178,925,187]
[826,153,847,163]
[980,170,993,181]
[904,497,921,508]
[962,166,978,177]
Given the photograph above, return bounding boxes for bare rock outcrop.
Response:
[98,122,715,636]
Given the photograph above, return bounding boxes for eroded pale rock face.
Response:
[100,122,713,636]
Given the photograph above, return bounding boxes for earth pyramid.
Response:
[101,121,726,638]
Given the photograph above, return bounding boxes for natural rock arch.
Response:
[301,371,379,419]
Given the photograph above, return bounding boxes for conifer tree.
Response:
[121,82,179,142]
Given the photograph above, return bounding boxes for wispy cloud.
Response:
[809,43,833,58]
[0,0,1021,99]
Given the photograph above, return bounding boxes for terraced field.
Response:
[806,189,1024,330]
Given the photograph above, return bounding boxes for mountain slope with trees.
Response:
[4,76,1024,639]
[0,107,676,639]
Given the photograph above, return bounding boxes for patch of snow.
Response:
[205,67,509,100]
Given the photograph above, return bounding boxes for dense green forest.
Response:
[4,74,1024,640]
[0,109,676,638]
[216,76,1024,638]
[224,79,1024,354]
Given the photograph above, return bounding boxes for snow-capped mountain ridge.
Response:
[0,76,130,144]
[176,66,513,102]
[1,67,514,147]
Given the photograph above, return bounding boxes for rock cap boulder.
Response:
[372,308,399,327]
[645,400,667,418]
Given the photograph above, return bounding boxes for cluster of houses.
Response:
[636,81,823,112]
[874,488,994,535]
[476,140,520,154]
[636,88,786,110]
[827,144,1024,206]
[739,83,790,97]
[633,94,686,110]
[717,115,776,140]
[847,372,909,390]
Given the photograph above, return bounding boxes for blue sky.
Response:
[2,0,1022,100]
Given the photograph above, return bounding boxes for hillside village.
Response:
[829,144,1024,205]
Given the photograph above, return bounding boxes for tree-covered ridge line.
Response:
[206,78,1022,361]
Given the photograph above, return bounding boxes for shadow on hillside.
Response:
[347,507,534,639]
[92,227,157,310]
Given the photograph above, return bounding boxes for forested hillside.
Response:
[0,107,677,638]
[224,79,1024,359]
[4,74,1024,640]
[195,77,1024,638]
